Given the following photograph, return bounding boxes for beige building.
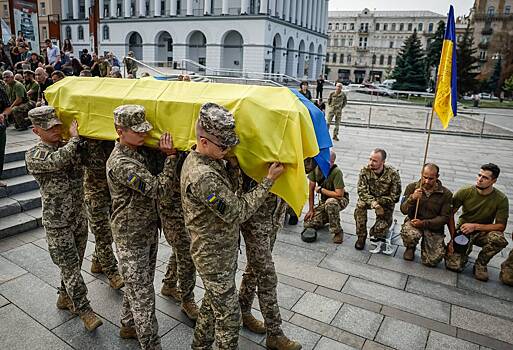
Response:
[326,8,444,83]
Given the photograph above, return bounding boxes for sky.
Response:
[328,0,475,17]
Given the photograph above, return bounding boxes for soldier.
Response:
[354,148,401,253]
[25,106,102,331]
[303,151,349,244]
[446,163,509,281]
[106,105,177,349]
[3,70,35,130]
[326,82,347,141]
[239,172,302,350]
[181,102,284,350]
[400,163,452,266]
[500,249,513,286]
[83,138,124,289]
[123,51,139,78]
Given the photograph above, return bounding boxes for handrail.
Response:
[122,56,169,76]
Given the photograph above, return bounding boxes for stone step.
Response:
[1,160,27,180]
[4,145,31,163]
[0,211,40,239]
[10,190,42,211]
[0,197,22,218]
[0,175,39,198]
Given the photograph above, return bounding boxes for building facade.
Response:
[60,0,329,79]
[326,8,444,83]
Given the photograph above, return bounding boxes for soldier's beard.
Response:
[476,184,491,191]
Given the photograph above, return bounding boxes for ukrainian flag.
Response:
[434,5,457,129]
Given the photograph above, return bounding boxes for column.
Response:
[241,0,249,14]
[259,0,268,14]
[85,0,91,18]
[301,0,307,27]
[124,0,130,16]
[317,0,323,32]
[204,0,211,14]
[186,0,192,15]
[276,0,283,18]
[72,0,79,19]
[138,0,146,16]
[222,0,229,14]
[290,0,296,23]
[99,0,104,17]
[110,0,117,17]
[154,0,161,16]
[62,0,69,19]
[283,0,290,21]
[323,0,328,33]
[296,0,302,24]
[312,0,317,31]
[308,0,313,29]
[170,0,177,15]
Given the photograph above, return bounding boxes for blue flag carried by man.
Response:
[433,5,458,129]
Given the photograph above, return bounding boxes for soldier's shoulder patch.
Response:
[207,193,226,214]
[127,173,146,193]
[33,149,50,161]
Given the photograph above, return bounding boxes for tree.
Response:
[425,21,445,88]
[487,55,502,94]
[456,23,479,95]
[503,74,513,98]
[391,30,427,91]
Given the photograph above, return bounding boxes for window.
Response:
[333,53,337,62]
[359,37,368,48]
[335,23,339,30]
[42,27,48,40]
[341,38,345,47]
[347,54,352,63]
[505,6,511,15]
[328,23,332,30]
[78,25,84,40]
[418,23,423,31]
[480,51,486,60]
[379,54,384,65]
[40,2,46,15]
[348,38,353,46]
[392,23,396,31]
[383,23,388,31]
[399,23,404,31]
[326,54,329,63]
[350,23,354,30]
[388,55,392,65]
[372,54,376,64]
[487,6,495,15]
[375,23,380,31]
[389,41,393,48]
[65,26,72,40]
[340,54,344,63]
[334,38,339,47]
[408,23,412,31]
[428,23,434,32]
[3,4,7,12]
[342,23,347,30]
[102,25,110,40]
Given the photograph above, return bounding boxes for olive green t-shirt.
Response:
[453,185,509,228]
[308,165,346,202]
[25,81,39,102]
[6,81,28,104]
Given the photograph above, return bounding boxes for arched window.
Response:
[340,54,344,64]
[387,55,393,65]
[103,25,110,40]
[372,54,376,64]
[379,55,384,65]
[487,6,495,15]
[78,26,84,40]
[65,26,72,40]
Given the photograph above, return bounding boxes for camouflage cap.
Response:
[113,104,152,133]
[198,103,239,148]
[28,106,62,130]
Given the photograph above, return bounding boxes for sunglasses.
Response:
[200,135,228,151]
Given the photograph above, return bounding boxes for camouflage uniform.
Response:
[106,105,176,350]
[354,165,401,240]
[239,174,288,336]
[124,52,138,78]
[327,90,347,138]
[400,180,452,266]
[25,106,92,315]
[82,138,119,278]
[500,249,513,286]
[181,103,273,350]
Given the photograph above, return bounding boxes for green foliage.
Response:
[456,22,479,95]
[391,30,427,91]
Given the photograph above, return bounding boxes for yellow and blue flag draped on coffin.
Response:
[433,5,458,129]
[45,77,320,215]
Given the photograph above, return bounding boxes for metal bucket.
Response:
[453,234,469,255]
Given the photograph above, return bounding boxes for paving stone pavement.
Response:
[1,125,513,349]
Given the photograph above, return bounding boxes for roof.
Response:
[329,10,445,19]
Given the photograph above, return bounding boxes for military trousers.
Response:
[500,250,513,286]
[304,197,349,235]
[46,218,91,314]
[116,237,161,350]
[0,123,5,179]
[400,220,445,267]
[445,230,508,272]
[354,200,394,240]
[84,167,119,278]
[327,108,342,137]
[160,206,196,303]
[12,101,35,129]
[239,197,287,336]
[193,264,241,350]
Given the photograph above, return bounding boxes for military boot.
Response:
[473,264,489,282]
[161,284,181,301]
[80,310,103,332]
[120,325,138,339]
[181,299,200,321]
[499,267,513,286]
[90,258,103,274]
[333,231,344,244]
[109,273,125,290]
[333,135,339,141]
[354,236,366,250]
[266,334,302,350]
[242,313,266,334]
[56,292,74,312]
[403,247,415,261]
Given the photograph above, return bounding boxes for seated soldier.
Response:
[500,249,513,286]
[446,163,509,281]
[354,148,401,253]
[400,163,452,266]
[303,151,349,244]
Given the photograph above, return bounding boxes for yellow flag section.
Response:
[45,77,320,215]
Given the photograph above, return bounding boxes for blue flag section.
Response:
[291,89,333,177]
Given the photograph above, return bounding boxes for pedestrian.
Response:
[0,82,11,187]
[80,48,92,67]
[354,148,401,253]
[123,51,138,78]
[23,70,39,102]
[400,163,452,265]
[45,39,60,66]
[25,106,103,331]
[316,74,325,99]
[298,81,312,100]
[180,102,284,350]
[327,83,347,141]
[3,70,34,130]
[35,67,53,106]
[106,104,177,349]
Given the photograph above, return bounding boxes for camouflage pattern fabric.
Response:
[113,104,152,132]
[400,220,446,267]
[355,165,401,239]
[445,230,508,272]
[25,137,92,315]
[500,250,513,286]
[304,197,349,235]
[327,91,347,137]
[82,138,119,278]
[239,193,287,337]
[198,103,240,148]
[13,100,35,128]
[181,150,273,350]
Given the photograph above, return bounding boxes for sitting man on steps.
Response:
[303,151,349,244]
[400,163,452,266]
[446,163,509,282]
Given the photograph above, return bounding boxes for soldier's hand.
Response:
[69,120,79,137]
[410,219,424,228]
[460,223,477,235]
[0,113,4,124]
[375,205,385,216]
[304,209,315,221]
[159,132,177,156]
[267,162,284,181]
[411,188,423,201]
